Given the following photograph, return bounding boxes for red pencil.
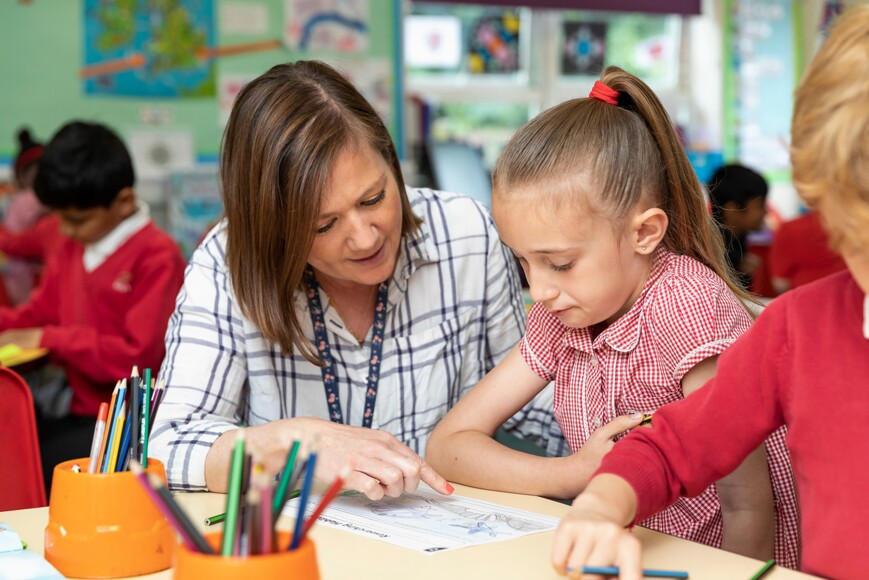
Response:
[301,466,350,535]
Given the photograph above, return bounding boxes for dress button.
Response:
[590,356,598,366]
[593,416,602,428]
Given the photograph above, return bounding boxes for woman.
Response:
[149,61,563,499]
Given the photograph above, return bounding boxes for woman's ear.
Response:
[631,208,668,255]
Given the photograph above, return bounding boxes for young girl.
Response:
[549,7,869,578]
[425,67,799,567]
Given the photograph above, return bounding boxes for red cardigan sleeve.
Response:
[39,241,185,383]
[596,294,790,522]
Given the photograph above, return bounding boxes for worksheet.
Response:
[283,487,559,553]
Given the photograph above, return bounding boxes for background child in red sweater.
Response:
[0,121,186,495]
[551,7,869,579]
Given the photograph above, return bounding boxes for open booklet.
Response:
[0,522,63,580]
[283,485,559,554]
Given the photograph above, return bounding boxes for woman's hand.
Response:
[206,417,453,500]
[301,417,453,500]
[551,474,642,579]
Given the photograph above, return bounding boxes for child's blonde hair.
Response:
[791,5,869,253]
[492,66,753,307]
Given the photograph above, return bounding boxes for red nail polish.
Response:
[445,482,455,494]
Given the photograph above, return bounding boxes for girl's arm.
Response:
[681,356,775,560]
[426,344,643,499]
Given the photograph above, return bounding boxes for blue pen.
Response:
[289,451,318,550]
[571,566,689,579]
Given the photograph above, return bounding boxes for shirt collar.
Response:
[83,201,150,272]
[563,248,673,353]
[387,219,439,307]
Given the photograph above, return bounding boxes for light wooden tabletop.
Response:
[2,484,816,579]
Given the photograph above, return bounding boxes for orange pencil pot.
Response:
[44,458,174,578]
[173,531,320,580]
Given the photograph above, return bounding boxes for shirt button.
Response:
[590,356,598,366]
[593,416,602,428]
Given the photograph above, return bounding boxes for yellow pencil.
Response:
[107,405,126,474]
[96,381,120,472]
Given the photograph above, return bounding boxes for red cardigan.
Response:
[0,222,186,416]
[598,270,869,579]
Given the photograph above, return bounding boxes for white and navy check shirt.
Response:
[150,188,566,490]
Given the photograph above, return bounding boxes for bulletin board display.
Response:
[722,0,803,174]
[0,0,403,170]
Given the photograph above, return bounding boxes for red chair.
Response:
[0,366,46,510]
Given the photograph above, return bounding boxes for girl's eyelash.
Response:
[550,262,573,272]
[316,219,336,234]
[361,190,385,206]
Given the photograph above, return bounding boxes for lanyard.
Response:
[304,266,388,429]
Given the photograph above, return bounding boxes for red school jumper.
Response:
[598,270,869,579]
[0,222,186,417]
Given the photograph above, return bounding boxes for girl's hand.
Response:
[552,475,642,579]
[558,414,645,498]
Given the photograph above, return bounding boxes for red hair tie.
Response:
[589,81,619,106]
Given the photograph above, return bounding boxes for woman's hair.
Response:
[493,66,754,308]
[221,60,420,362]
[791,5,869,253]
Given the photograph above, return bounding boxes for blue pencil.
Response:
[116,418,133,471]
[289,451,317,550]
[101,381,126,472]
[571,566,689,578]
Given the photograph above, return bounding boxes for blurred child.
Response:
[769,208,846,293]
[708,164,769,290]
[551,7,869,578]
[1,128,50,305]
[426,68,799,567]
[0,121,186,494]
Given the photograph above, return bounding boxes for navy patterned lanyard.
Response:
[304,266,388,429]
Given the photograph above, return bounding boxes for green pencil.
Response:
[206,489,300,526]
[142,368,152,468]
[273,440,300,517]
[750,559,776,580]
[221,430,246,556]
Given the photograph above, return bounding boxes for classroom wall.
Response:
[0,0,401,167]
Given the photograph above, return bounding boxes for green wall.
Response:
[0,0,401,164]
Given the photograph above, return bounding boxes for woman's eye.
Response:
[361,190,385,206]
[316,219,336,234]
[550,262,573,272]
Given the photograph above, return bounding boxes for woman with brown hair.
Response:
[149,60,562,499]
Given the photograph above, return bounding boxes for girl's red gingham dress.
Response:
[521,250,800,568]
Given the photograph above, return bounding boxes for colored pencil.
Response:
[142,368,152,467]
[570,566,689,578]
[88,403,109,474]
[97,382,121,472]
[289,451,317,550]
[260,474,274,554]
[750,560,776,580]
[221,430,246,556]
[302,466,348,535]
[272,439,301,525]
[106,405,126,473]
[116,415,133,472]
[207,490,299,526]
[130,460,214,554]
[129,366,140,465]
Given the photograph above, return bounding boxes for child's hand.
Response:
[552,476,642,579]
[565,414,645,495]
[0,327,43,348]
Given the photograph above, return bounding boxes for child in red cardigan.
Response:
[551,7,869,579]
[0,121,186,495]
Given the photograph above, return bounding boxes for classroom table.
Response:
[1,484,816,580]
